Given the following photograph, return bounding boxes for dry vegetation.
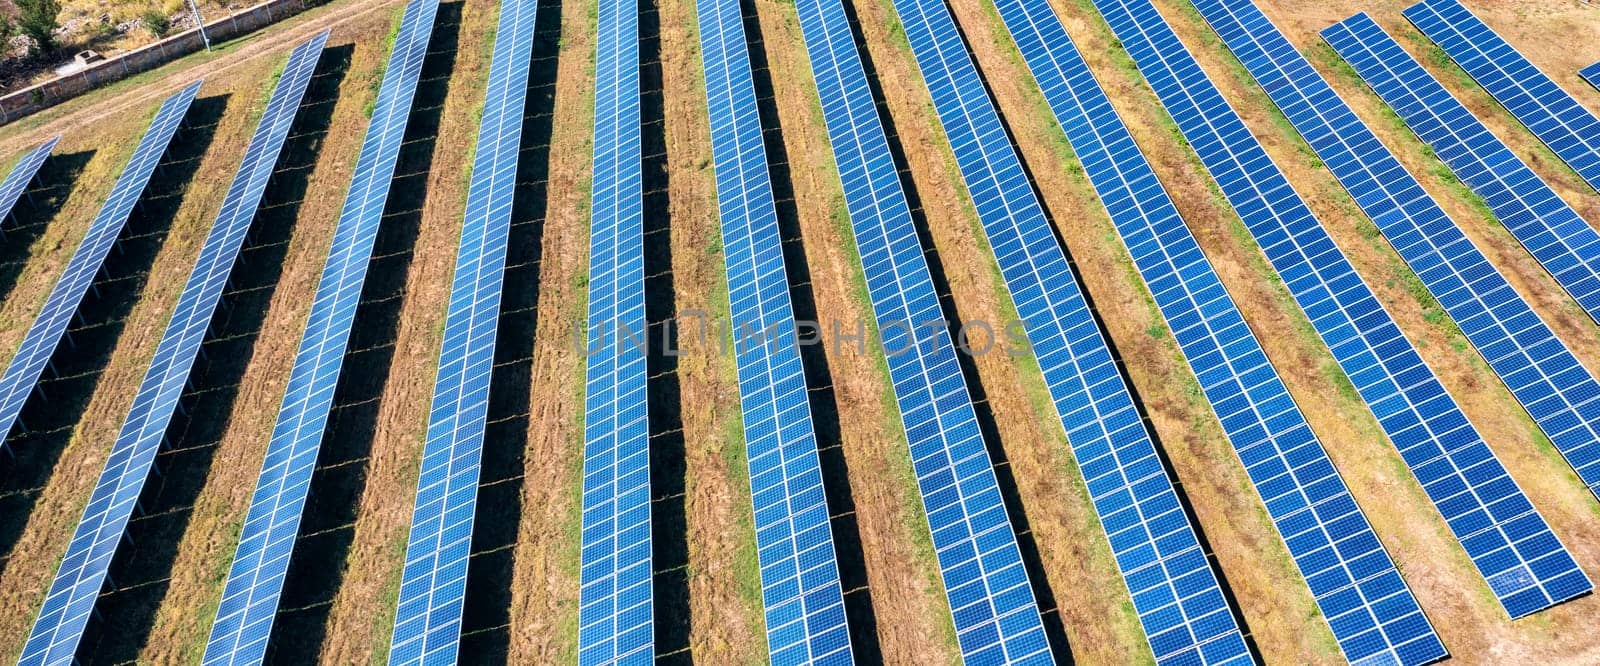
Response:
[0,0,1597,663]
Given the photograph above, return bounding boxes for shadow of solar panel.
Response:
[1405,0,1600,194]
[387,1,538,664]
[201,8,441,664]
[1190,0,1600,510]
[0,137,59,227]
[1325,14,1600,329]
[1055,0,1451,662]
[576,0,654,663]
[695,0,852,662]
[786,0,1054,661]
[0,82,198,461]
[1056,0,1588,625]
[19,34,330,666]
[885,0,1252,663]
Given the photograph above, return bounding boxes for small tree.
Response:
[14,0,60,53]
[142,9,170,37]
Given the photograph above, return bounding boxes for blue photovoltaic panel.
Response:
[203,5,441,664]
[1582,62,1600,92]
[696,0,852,662]
[388,0,537,662]
[22,40,324,666]
[1023,0,1446,662]
[1190,0,1600,506]
[1087,0,1586,622]
[1405,0,1600,194]
[0,81,198,453]
[21,33,328,666]
[577,0,652,662]
[1326,14,1600,328]
[791,0,1052,661]
[0,136,59,226]
[894,0,1248,663]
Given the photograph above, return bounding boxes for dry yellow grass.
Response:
[0,0,1596,663]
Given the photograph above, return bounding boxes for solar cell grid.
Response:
[1324,14,1600,329]
[22,42,324,666]
[0,136,59,226]
[576,0,653,662]
[1188,0,1600,506]
[890,0,1250,662]
[696,0,852,662]
[1024,0,1447,662]
[0,80,199,454]
[790,0,1053,660]
[1071,0,1586,622]
[21,34,327,666]
[387,0,537,662]
[202,8,441,663]
[1582,62,1600,92]
[1405,0,1600,194]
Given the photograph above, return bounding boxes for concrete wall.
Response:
[0,0,319,125]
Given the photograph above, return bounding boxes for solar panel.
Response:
[695,0,852,662]
[202,7,441,663]
[892,0,1251,663]
[1404,0,1600,194]
[1190,0,1600,507]
[387,0,537,662]
[19,33,328,666]
[790,0,1053,662]
[0,136,59,227]
[1325,14,1600,330]
[0,81,199,454]
[1010,0,1445,662]
[1080,0,1588,623]
[576,0,653,662]
[1582,61,1600,92]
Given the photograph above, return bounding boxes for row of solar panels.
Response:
[0,0,439,660]
[558,0,1597,662]
[3,0,1599,663]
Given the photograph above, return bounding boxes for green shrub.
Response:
[15,0,60,53]
[143,9,171,38]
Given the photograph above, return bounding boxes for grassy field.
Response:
[0,0,1598,662]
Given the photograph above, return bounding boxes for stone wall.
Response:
[0,0,319,125]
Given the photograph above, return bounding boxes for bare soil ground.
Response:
[0,0,1597,663]
[499,0,594,659]
[0,61,269,666]
[307,0,490,661]
[748,1,964,662]
[648,0,766,660]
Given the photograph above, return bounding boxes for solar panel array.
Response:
[1582,62,1600,93]
[1190,0,1600,506]
[1405,0,1600,194]
[388,0,537,662]
[203,6,441,663]
[790,0,1051,661]
[576,0,652,661]
[1015,0,1445,662]
[18,37,327,666]
[894,0,1251,663]
[0,136,59,226]
[0,81,199,453]
[696,0,852,662]
[1083,0,1587,621]
[1325,14,1600,327]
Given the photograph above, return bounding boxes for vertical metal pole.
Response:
[187,0,212,51]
